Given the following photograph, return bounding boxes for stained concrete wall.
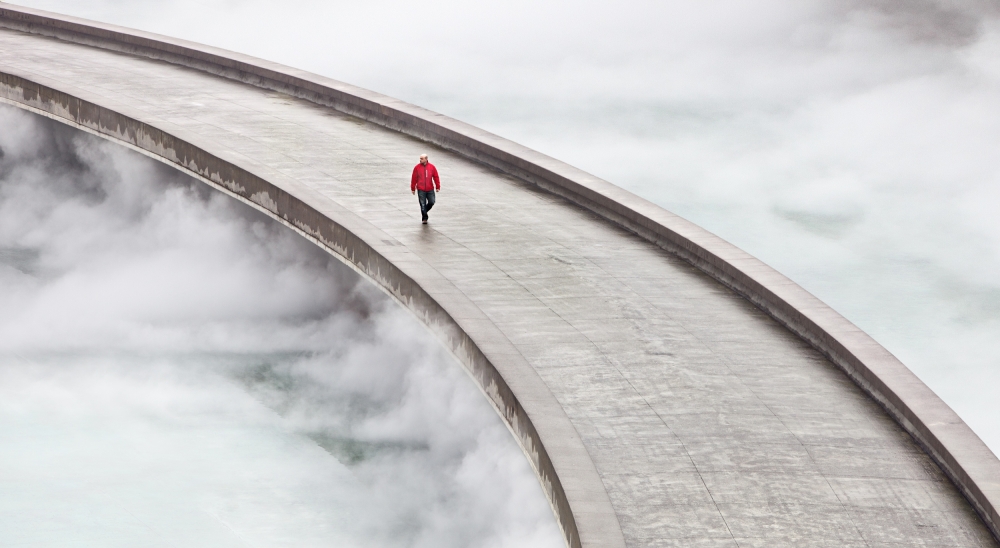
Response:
[1,3,998,545]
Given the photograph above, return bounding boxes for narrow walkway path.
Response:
[1,27,995,547]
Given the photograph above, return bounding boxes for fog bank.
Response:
[14,0,998,455]
[0,104,561,547]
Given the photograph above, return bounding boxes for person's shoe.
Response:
[422,219,428,224]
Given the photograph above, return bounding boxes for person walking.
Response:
[411,153,441,224]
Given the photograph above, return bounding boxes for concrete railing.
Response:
[2,3,999,544]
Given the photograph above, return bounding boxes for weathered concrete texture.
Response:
[0,11,998,548]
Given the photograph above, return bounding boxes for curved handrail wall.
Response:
[1,3,998,542]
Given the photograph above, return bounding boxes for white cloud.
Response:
[0,104,562,547]
[6,0,1000,527]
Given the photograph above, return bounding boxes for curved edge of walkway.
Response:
[1,3,999,543]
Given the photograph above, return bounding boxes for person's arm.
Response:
[411,166,418,194]
[433,166,441,191]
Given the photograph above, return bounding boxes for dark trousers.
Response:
[417,189,436,220]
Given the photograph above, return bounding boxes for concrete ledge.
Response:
[1,2,998,543]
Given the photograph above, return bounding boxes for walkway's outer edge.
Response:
[1,2,998,543]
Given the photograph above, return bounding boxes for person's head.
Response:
[419,154,428,165]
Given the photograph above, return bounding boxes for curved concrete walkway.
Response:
[1,7,998,547]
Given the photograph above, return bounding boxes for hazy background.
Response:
[0,105,562,547]
[3,0,1000,542]
[11,0,997,454]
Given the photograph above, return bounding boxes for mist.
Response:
[11,0,998,456]
[0,105,562,547]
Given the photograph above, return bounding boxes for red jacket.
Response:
[411,162,441,192]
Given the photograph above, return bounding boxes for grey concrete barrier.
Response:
[1,2,998,543]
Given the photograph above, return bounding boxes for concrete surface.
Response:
[1,5,999,547]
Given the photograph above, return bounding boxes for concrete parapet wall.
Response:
[1,3,998,544]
